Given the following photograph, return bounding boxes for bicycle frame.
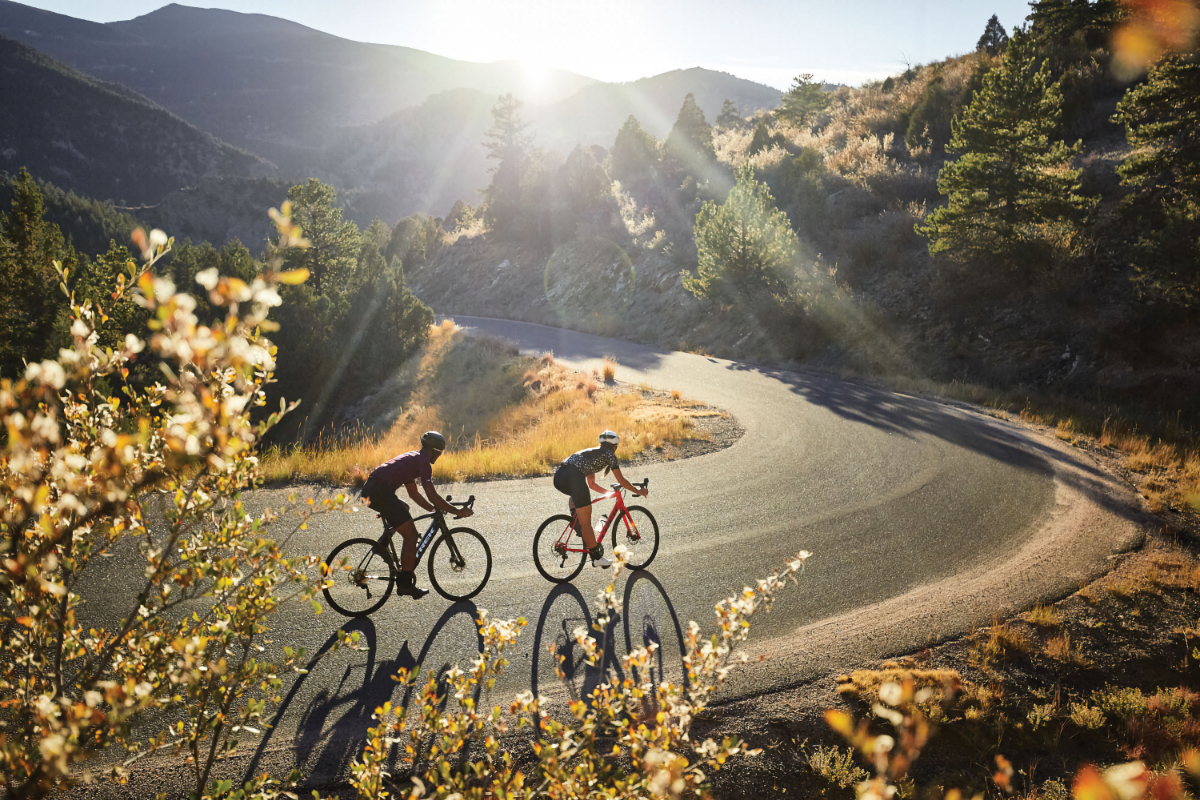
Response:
[557,482,646,554]
[362,497,473,574]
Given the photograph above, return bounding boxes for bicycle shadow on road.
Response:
[529,569,687,718]
[242,601,484,787]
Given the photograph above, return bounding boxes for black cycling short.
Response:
[360,477,414,530]
[553,463,592,510]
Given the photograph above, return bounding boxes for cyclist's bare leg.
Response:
[392,520,418,572]
[575,504,599,550]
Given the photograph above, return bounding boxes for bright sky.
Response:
[17,0,1036,89]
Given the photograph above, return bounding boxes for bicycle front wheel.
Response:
[428,527,492,601]
[322,537,395,617]
[613,506,659,570]
[533,514,586,583]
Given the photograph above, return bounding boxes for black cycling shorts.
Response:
[553,463,592,510]
[360,477,414,530]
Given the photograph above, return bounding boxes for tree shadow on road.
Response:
[726,360,1146,526]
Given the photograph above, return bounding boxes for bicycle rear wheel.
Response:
[613,506,659,570]
[428,527,492,601]
[322,537,395,617]
[533,514,587,583]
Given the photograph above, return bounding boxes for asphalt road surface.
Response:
[77,317,1144,796]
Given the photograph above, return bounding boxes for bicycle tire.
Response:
[427,527,492,601]
[613,506,659,570]
[533,514,587,583]
[322,537,395,617]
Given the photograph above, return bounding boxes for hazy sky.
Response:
[16,0,1036,89]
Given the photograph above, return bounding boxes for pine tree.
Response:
[1113,55,1200,307]
[1027,0,1123,51]
[611,115,659,184]
[482,93,533,231]
[716,99,743,130]
[684,163,802,303]
[0,169,72,375]
[775,74,830,129]
[280,178,361,294]
[977,14,1010,55]
[916,28,1095,266]
[661,93,716,184]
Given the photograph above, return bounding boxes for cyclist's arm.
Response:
[422,479,473,518]
[403,481,435,512]
[612,468,648,497]
[586,474,607,495]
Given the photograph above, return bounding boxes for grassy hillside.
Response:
[260,321,715,483]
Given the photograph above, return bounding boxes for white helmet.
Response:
[599,430,619,447]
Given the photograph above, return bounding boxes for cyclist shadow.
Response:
[529,569,687,717]
[243,602,483,786]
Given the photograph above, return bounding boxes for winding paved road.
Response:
[85,318,1145,796]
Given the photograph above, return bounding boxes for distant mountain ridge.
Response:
[0,0,783,240]
[0,34,275,207]
[0,0,600,170]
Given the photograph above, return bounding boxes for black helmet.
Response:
[420,431,446,453]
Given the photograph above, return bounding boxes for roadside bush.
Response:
[0,210,353,799]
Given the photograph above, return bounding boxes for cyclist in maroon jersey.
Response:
[552,430,647,568]
[359,431,473,599]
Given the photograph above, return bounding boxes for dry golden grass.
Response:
[1055,418,1079,443]
[970,618,1033,669]
[835,662,962,705]
[1044,632,1092,668]
[601,356,618,383]
[1026,602,1061,628]
[258,324,710,485]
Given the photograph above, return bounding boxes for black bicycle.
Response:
[321,496,491,617]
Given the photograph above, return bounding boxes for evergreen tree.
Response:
[916,29,1095,265]
[280,179,361,293]
[775,74,830,129]
[747,120,788,155]
[716,99,743,130]
[1113,55,1200,307]
[905,78,953,152]
[482,93,533,231]
[977,14,1010,55]
[611,115,660,184]
[684,163,803,303]
[0,169,73,376]
[662,94,717,186]
[1027,0,1123,51]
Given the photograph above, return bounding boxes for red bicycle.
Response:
[533,478,658,583]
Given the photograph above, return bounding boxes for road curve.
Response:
[81,318,1146,795]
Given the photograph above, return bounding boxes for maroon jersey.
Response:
[369,450,434,493]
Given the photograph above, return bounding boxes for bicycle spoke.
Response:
[322,537,395,617]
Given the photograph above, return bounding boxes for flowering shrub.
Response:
[0,208,354,799]
[346,548,812,799]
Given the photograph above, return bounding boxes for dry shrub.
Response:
[670,388,683,403]
[540,352,555,366]
[602,356,618,382]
